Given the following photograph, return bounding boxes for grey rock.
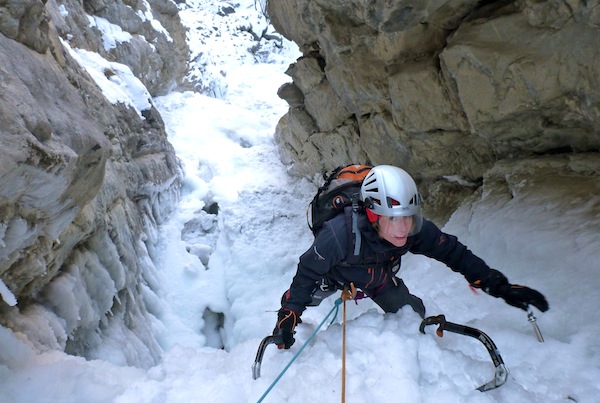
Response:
[267,0,600,224]
[0,0,186,367]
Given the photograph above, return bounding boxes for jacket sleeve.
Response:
[409,219,493,285]
[282,219,347,314]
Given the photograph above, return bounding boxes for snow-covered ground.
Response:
[1,1,599,402]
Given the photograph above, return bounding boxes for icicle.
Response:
[0,278,17,306]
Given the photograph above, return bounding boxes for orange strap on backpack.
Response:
[336,164,372,182]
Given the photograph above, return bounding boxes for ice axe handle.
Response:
[527,308,545,343]
[419,314,447,337]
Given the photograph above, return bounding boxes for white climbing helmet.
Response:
[360,165,423,234]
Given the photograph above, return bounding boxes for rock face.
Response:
[267,0,600,223]
[0,0,187,366]
[49,0,189,95]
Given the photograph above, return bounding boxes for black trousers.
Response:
[366,278,426,318]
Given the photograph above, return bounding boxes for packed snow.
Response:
[1,1,599,402]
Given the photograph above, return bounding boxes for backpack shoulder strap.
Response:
[351,193,362,256]
[343,203,363,265]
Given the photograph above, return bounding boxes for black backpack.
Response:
[307,164,372,256]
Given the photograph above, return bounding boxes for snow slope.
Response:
[0,1,599,402]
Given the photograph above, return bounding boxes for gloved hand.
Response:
[502,284,549,312]
[473,269,549,312]
[272,308,299,349]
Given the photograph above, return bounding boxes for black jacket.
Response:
[283,211,493,314]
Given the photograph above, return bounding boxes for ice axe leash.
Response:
[419,315,509,392]
[254,294,347,403]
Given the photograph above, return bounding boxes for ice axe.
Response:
[252,335,276,380]
[420,315,509,392]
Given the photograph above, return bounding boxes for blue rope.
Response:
[257,298,343,403]
[329,303,340,326]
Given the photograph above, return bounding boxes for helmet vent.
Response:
[363,178,377,187]
[387,197,400,208]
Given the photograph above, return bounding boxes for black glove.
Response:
[503,284,549,312]
[272,308,299,349]
[473,269,549,312]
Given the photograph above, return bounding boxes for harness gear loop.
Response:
[341,283,356,403]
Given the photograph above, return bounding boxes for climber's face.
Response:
[377,215,413,247]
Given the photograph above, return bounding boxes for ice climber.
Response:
[272,165,549,349]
